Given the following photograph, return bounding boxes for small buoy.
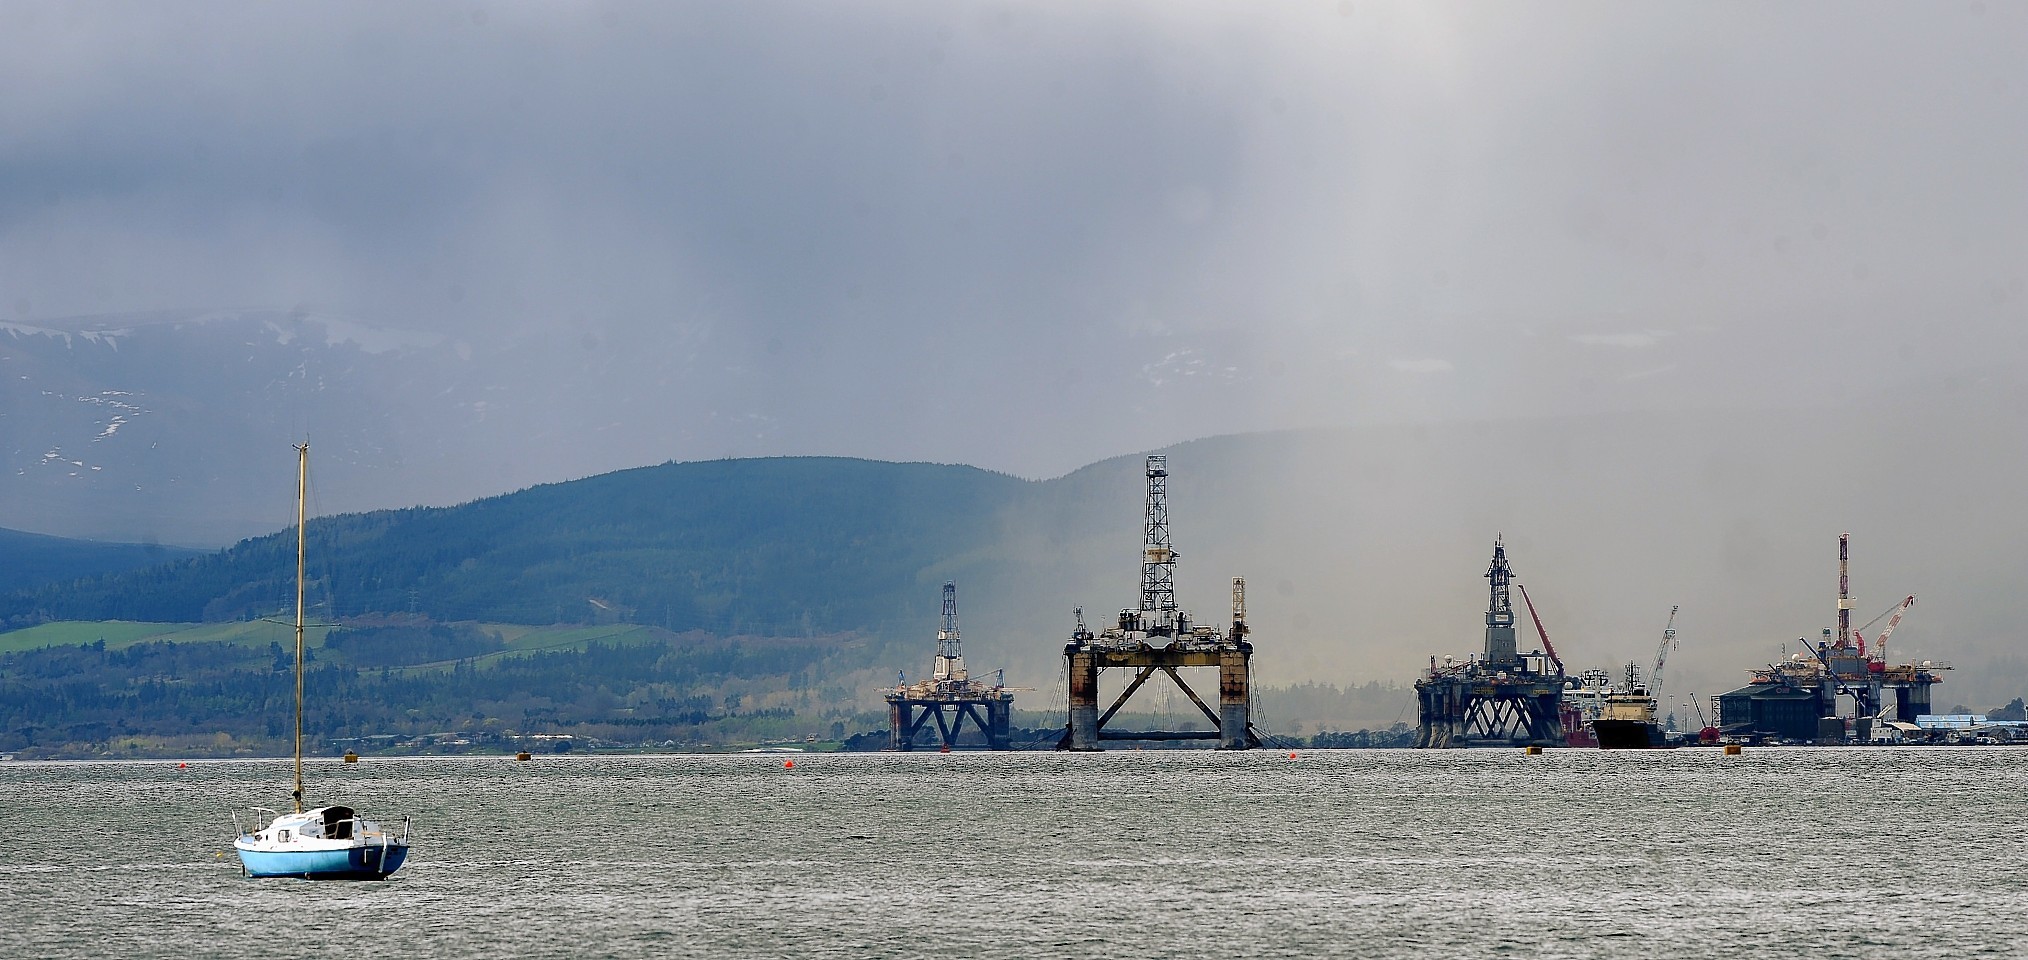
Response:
[515,751,532,761]
[939,744,951,754]
[1524,745,1542,755]
[342,751,359,764]
[178,762,188,769]
[1723,743,1743,755]
[784,759,794,768]
[1288,752,1298,759]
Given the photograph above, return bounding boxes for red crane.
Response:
[1858,595,1917,665]
[1515,583,1565,676]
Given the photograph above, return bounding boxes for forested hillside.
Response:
[0,527,201,594]
[0,457,1036,635]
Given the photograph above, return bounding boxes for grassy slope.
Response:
[0,619,654,660]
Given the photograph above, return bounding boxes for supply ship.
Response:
[1592,672,1669,749]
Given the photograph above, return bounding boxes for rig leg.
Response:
[888,700,912,751]
[1218,646,1252,750]
[986,700,1012,750]
[1065,647,1102,751]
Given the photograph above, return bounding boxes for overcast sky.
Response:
[3,1,2023,478]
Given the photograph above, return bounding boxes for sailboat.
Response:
[232,443,411,880]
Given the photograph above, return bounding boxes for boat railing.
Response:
[231,806,282,837]
[340,815,412,845]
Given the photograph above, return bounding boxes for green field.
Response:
[0,620,330,654]
[0,619,658,660]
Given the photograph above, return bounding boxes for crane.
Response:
[1650,605,1679,699]
[1857,595,1917,664]
[1515,584,1565,676]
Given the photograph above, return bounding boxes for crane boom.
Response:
[1866,595,1916,664]
[1515,584,1564,676]
[1650,605,1679,698]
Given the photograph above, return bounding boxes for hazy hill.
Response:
[0,527,202,594]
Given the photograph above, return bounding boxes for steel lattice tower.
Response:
[1140,455,1178,630]
[934,580,965,682]
[1484,536,1518,666]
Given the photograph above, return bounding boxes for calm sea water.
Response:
[2,749,2023,959]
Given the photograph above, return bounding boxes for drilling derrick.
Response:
[1483,540,1519,668]
[887,581,1014,751]
[933,581,965,683]
[1413,537,1568,748]
[1057,456,1261,750]
[1141,457,1178,633]
[1838,533,1853,649]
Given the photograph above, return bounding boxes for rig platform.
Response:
[1716,535,1948,742]
[1058,455,1261,750]
[1415,538,1568,748]
[886,581,1015,750]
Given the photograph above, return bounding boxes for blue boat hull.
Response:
[237,843,408,880]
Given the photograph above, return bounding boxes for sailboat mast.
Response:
[294,442,307,814]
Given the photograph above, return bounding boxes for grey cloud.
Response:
[1,2,2022,481]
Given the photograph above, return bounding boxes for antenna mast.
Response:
[1140,456,1178,633]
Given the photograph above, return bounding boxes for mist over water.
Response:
[4,751,2022,959]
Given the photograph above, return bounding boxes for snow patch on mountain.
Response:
[260,312,446,356]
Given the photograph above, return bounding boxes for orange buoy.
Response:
[784,759,794,768]
[178,762,188,769]
[1288,752,1298,759]
[1724,743,1743,755]
[515,751,532,761]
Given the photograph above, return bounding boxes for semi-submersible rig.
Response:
[1714,534,1949,742]
[885,581,1016,751]
[1414,532,1951,748]
[1414,539,1569,748]
[1057,455,1262,750]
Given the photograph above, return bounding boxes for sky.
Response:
[3,1,2022,480]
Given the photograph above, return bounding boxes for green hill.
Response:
[0,527,202,595]
[0,457,1037,635]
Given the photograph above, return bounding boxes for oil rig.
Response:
[1716,534,1949,742]
[1414,538,1568,748]
[886,581,1015,751]
[1057,455,1261,750]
